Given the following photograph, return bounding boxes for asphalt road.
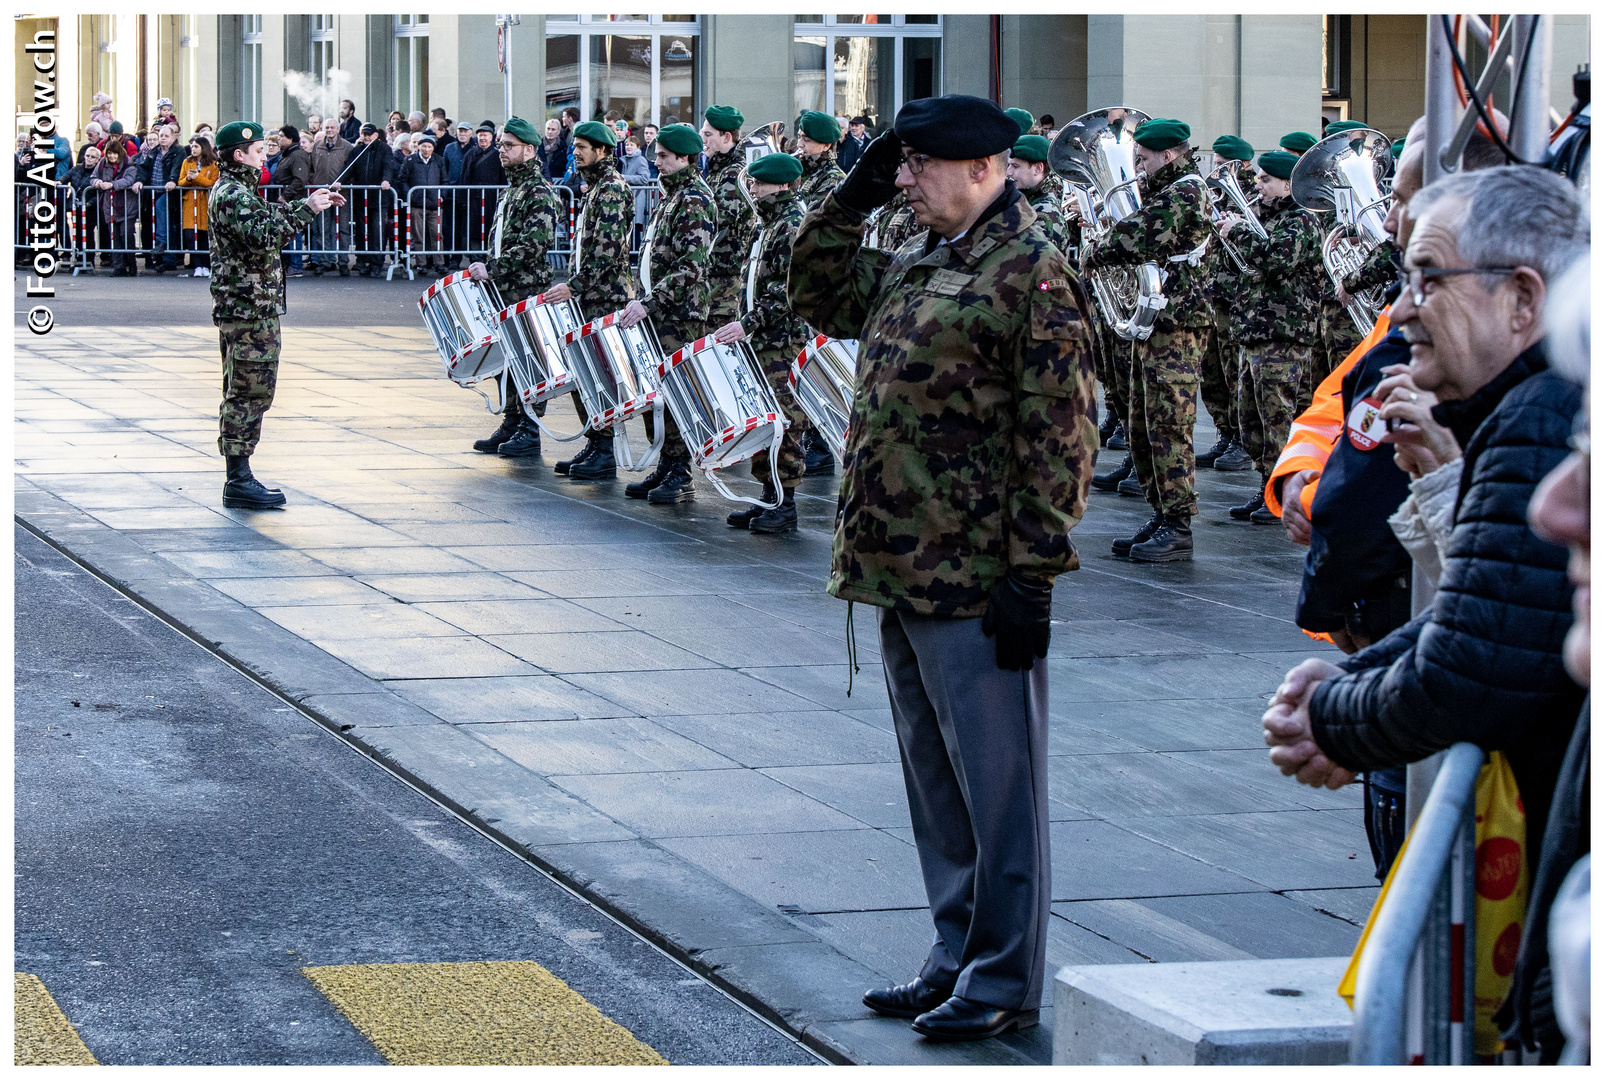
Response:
[13,524,819,1066]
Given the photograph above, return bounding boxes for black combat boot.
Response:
[1112,513,1163,557]
[1098,411,1120,448]
[1213,438,1254,471]
[1229,490,1266,520]
[1128,515,1193,562]
[749,489,798,533]
[1195,433,1233,468]
[222,455,287,510]
[801,431,835,477]
[625,459,674,499]
[728,482,776,528]
[498,420,542,458]
[473,410,521,454]
[1106,423,1128,451]
[1117,474,1145,497]
[554,433,599,475]
[1250,501,1280,525]
[568,434,617,480]
[1091,453,1133,492]
[647,461,697,504]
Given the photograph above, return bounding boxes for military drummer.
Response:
[208,121,343,509]
[790,94,1098,1044]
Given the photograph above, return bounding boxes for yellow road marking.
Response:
[301,960,667,1066]
[14,973,99,1066]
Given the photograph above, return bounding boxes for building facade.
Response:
[15,14,1590,150]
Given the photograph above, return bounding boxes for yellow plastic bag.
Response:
[1337,752,1528,1057]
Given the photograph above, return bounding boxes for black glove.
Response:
[981,571,1054,672]
[834,130,904,216]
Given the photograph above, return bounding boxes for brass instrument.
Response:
[1291,127,1395,334]
[734,121,786,311]
[1203,157,1267,275]
[1049,108,1166,341]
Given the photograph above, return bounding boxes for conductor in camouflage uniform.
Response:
[466,117,562,460]
[700,104,756,328]
[1084,118,1214,562]
[790,95,1098,1044]
[617,122,717,505]
[711,151,813,535]
[1005,135,1070,253]
[794,111,846,211]
[1196,135,1257,472]
[544,120,637,480]
[208,121,343,509]
[1218,149,1325,524]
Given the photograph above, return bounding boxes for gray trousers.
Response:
[877,606,1051,1011]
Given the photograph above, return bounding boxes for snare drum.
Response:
[656,336,787,473]
[417,271,508,385]
[788,334,858,461]
[496,293,584,411]
[561,312,664,430]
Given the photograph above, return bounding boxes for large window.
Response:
[793,15,940,130]
[545,15,701,127]
[242,16,263,124]
[395,14,429,117]
[92,16,116,107]
[311,14,336,88]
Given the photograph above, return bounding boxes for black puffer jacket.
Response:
[1309,341,1585,866]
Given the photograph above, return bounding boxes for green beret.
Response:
[1011,134,1051,164]
[1324,120,1370,136]
[1134,118,1191,151]
[1279,131,1317,154]
[215,121,266,152]
[747,152,802,184]
[1005,108,1035,137]
[1258,150,1299,180]
[798,110,842,145]
[1211,135,1254,162]
[1391,138,1407,159]
[655,123,703,157]
[501,117,539,146]
[572,120,617,148]
[703,104,744,133]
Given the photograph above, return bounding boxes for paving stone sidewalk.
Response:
[15,322,1378,1065]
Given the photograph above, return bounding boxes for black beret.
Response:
[893,94,1019,161]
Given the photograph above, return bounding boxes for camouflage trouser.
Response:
[1092,316,1132,434]
[644,324,701,465]
[1201,302,1240,441]
[748,345,813,489]
[1128,325,1208,518]
[1237,341,1311,478]
[217,319,281,457]
[706,282,744,331]
[1313,299,1364,401]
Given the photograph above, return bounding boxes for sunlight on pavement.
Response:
[14,972,99,1066]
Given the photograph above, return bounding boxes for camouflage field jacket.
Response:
[705,146,755,299]
[795,151,846,212]
[1342,237,1397,297]
[1205,161,1255,315]
[485,158,560,304]
[789,186,1100,617]
[208,159,316,325]
[740,187,812,355]
[1026,184,1072,255]
[640,165,717,339]
[569,157,637,319]
[1230,194,1325,344]
[1084,155,1214,331]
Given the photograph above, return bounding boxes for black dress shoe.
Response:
[862,977,953,1019]
[912,996,1039,1042]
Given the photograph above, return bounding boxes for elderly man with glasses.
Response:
[790,94,1099,1044]
[1262,168,1590,974]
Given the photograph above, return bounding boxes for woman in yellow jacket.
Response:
[176,134,219,276]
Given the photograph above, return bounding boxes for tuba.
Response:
[1291,127,1394,335]
[1049,108,1166,341]
[1203,156,1267,275]
[734,121,786,310]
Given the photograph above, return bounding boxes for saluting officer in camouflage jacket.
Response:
[1195,136,1258,472]
[1084,118,1214,562]
[465,117,563,460]
[616,122,717,505]
[1005,135,1071,254]
[709,151,813,535]
[700,105,756,328]
[1218,149,1325,522]
[208,121,343,510]
[790,95,1098,1044]
[543,121,637,480]
[793,111,846,211]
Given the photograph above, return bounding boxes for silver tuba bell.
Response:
[1049,108,1166,341]
[1291,127,1394,335]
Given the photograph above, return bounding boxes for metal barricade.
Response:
[1351,742,1482,1065]
[14,181,73,269]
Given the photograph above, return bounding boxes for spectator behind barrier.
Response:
[176,134,218,276]
[1263,167,1590,909]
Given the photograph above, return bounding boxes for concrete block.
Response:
[1053,956,1352,1065]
